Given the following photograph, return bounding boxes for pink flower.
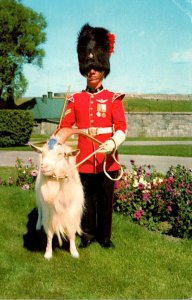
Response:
[22,184,30,190]
[166,185,172,192]
[8,177,13,185]
[134,209,144,220]
[179,182,185,188]
[167,205,172,212]
[119,195,126,201]
[138,183,144,190]
[30,170,38,177]
[137,166,142,175]
[142,192,150,201]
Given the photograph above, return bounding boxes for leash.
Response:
[103,152,124,181]
[67,147,123,182]
[58,85,71,129]
[50,147,123,182]
[49,128,124,181]
[73,131,124,181]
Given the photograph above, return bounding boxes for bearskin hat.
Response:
[77,23,115,77]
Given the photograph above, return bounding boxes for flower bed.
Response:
[114,160,192,239]
[0,157,191,239]
[0,157,38,190]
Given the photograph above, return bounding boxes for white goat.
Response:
[31,140,84,259]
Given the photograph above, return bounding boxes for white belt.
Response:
[80,127,113,136]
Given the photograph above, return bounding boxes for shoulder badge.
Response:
[64,108,71,117]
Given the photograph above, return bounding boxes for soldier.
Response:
[55,23,127,248]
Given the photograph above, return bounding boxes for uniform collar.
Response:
[84,85,104,94]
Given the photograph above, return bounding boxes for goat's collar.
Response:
[46,173,69,181]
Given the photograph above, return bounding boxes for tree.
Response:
[0,0,47,108]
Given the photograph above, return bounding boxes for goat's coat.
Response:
[32,142,84,259]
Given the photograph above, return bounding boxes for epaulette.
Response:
[112,92,125,102]
[67,94,75,103]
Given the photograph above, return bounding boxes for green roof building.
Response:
[23,92,67,134]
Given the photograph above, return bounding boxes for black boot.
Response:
[100,238,115,249]
[78,236,93,248]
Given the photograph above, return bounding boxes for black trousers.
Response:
[79,171,118,244]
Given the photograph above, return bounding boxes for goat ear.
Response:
[29,143,44,153]
[67,149,80,157]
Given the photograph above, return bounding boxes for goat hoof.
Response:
[44,252,52,260]
[71,251,79,259]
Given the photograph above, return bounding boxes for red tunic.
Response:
[59,88,127,173]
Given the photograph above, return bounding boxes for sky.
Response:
[22,0,192,97]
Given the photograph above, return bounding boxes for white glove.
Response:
[98,130,126,154]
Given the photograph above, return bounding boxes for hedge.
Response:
[0,110,34,147]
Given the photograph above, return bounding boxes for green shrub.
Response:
[0,110,34,146]
[114,161,192,239]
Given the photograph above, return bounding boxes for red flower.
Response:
[167,177,174,184]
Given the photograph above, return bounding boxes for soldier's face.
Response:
[86,69,104,87]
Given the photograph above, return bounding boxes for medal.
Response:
[97,103,106,118]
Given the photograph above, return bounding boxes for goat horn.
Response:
[29,142,46,153]
[54,128,102,145]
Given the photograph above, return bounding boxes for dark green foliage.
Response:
[0,0,47,105]
[0,109,34,146]
[165,165,192,238]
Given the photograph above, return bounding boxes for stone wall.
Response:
[33,112,192,137]
[126,112,192,137]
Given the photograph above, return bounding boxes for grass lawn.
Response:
[125,136,192,141]
[0,177,192,299]
[119,144,192,157]
[0,144,191,158]
[123,98,192,112]
[0,136,192,157]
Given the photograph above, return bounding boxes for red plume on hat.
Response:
[77,23,115,77]
[107,32,115,56]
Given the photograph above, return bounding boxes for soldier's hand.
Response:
[97,139,116,154]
